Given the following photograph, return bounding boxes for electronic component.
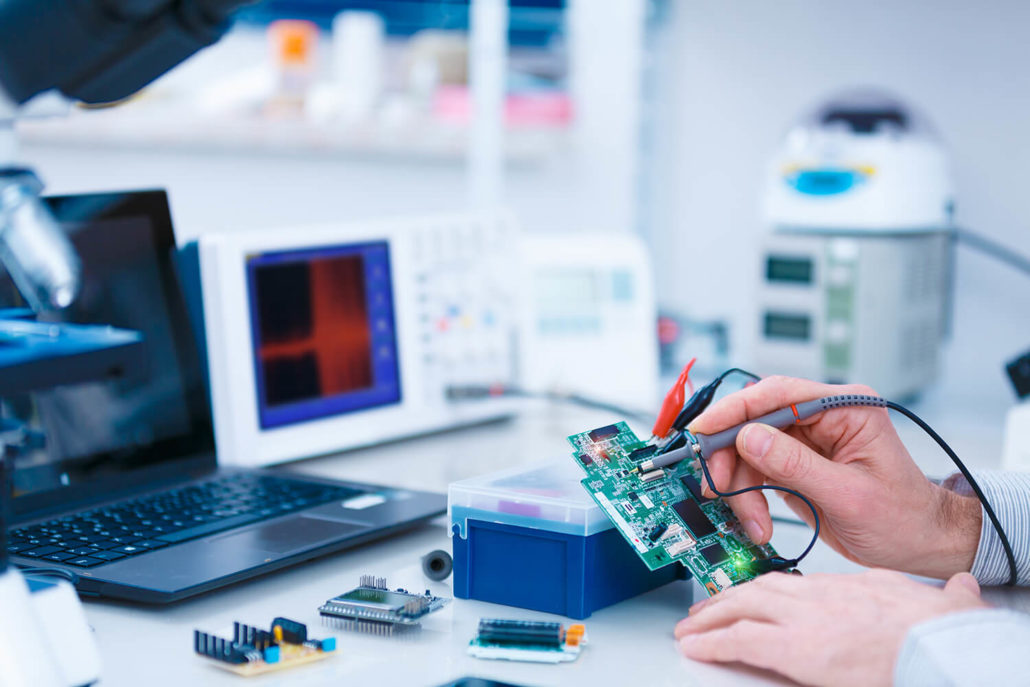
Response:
[672,498,717,538]
[588,424,620,442]
[629,445,658,461]
[638,469,665,484]
[711,568,733,591]
[192,215,520,466]
[664,538,696,557]
[194,618,336,676]
[701,544,730,567]
[421,549,453,581]
[647,523,668,542]
[468,619,586,664]
[318,575,449,635]
[570,422,789,596]
[680,474,711,504]
[659,523,683,541]
[578,453,593,466]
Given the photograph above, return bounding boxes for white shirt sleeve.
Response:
[895,609,1030,686]
[941,470,1030,586]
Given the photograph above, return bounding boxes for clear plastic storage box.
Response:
[449,459,688,619]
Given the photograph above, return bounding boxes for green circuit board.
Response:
[568,422,786,596]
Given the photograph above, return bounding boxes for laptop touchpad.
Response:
[210,516,368,554]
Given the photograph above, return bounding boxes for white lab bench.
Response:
[79,402,1030,686]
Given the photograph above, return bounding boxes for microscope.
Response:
[0,2,256,685]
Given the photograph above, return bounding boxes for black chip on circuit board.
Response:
[629,445,658,461]
[680,474,711,503]
[701,544,730,566]
[672,499,717,538]
[588,424,620,442]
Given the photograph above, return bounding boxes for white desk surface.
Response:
[81,402,1030,687]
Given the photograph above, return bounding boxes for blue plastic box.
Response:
[449,460,689,619]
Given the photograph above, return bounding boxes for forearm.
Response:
[895,608,1030,686]
[942,471,1030,586]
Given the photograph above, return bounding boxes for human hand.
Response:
[674,570,987,687]
[688,376,981,579]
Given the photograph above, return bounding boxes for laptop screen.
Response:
[2,191,215,517]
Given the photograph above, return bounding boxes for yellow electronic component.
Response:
[194,617,336,677]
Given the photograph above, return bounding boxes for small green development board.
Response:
[568,421,785,596]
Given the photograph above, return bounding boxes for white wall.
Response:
[654,0,1030,412]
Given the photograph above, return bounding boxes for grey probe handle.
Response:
[694,395,887,457]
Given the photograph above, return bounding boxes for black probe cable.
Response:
[694,446,820,572]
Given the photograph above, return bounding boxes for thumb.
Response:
[735,423,850,505]
[944,572,981,599]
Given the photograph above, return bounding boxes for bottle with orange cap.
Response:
[267,19,318,116]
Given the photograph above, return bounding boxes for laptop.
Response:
[2,190,445,603]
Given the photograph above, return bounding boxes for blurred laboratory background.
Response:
[15,0,1030,462]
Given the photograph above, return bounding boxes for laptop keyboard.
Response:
[7,474,362,568]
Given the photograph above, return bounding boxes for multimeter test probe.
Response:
[636,385,1018,585]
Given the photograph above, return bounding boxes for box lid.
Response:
[448,458,612,539]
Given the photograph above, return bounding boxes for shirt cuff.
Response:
[942,471,1030,586]
[895,608,1030,687]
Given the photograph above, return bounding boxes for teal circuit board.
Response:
[568,422,786,596]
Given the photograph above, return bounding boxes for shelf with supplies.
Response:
[17,103,570,165]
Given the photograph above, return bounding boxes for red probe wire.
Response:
[651,357,696,438]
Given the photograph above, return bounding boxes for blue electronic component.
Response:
[245,241,402,429]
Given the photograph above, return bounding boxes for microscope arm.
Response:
[0,0,257,106]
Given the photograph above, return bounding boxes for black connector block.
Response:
[1006,349,1030,400]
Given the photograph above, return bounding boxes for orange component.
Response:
[651,358,697,438]
[565,625,586,646]
[269,20,318,66]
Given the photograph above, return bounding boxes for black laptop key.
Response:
[134,540,168,550]
[20,545,65,557]
[66,557,105,568]
[66,547,101,556]
[7,542,36,553]
[112,544,147,555]
[90,551,126,561]
[42,552,78,562]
